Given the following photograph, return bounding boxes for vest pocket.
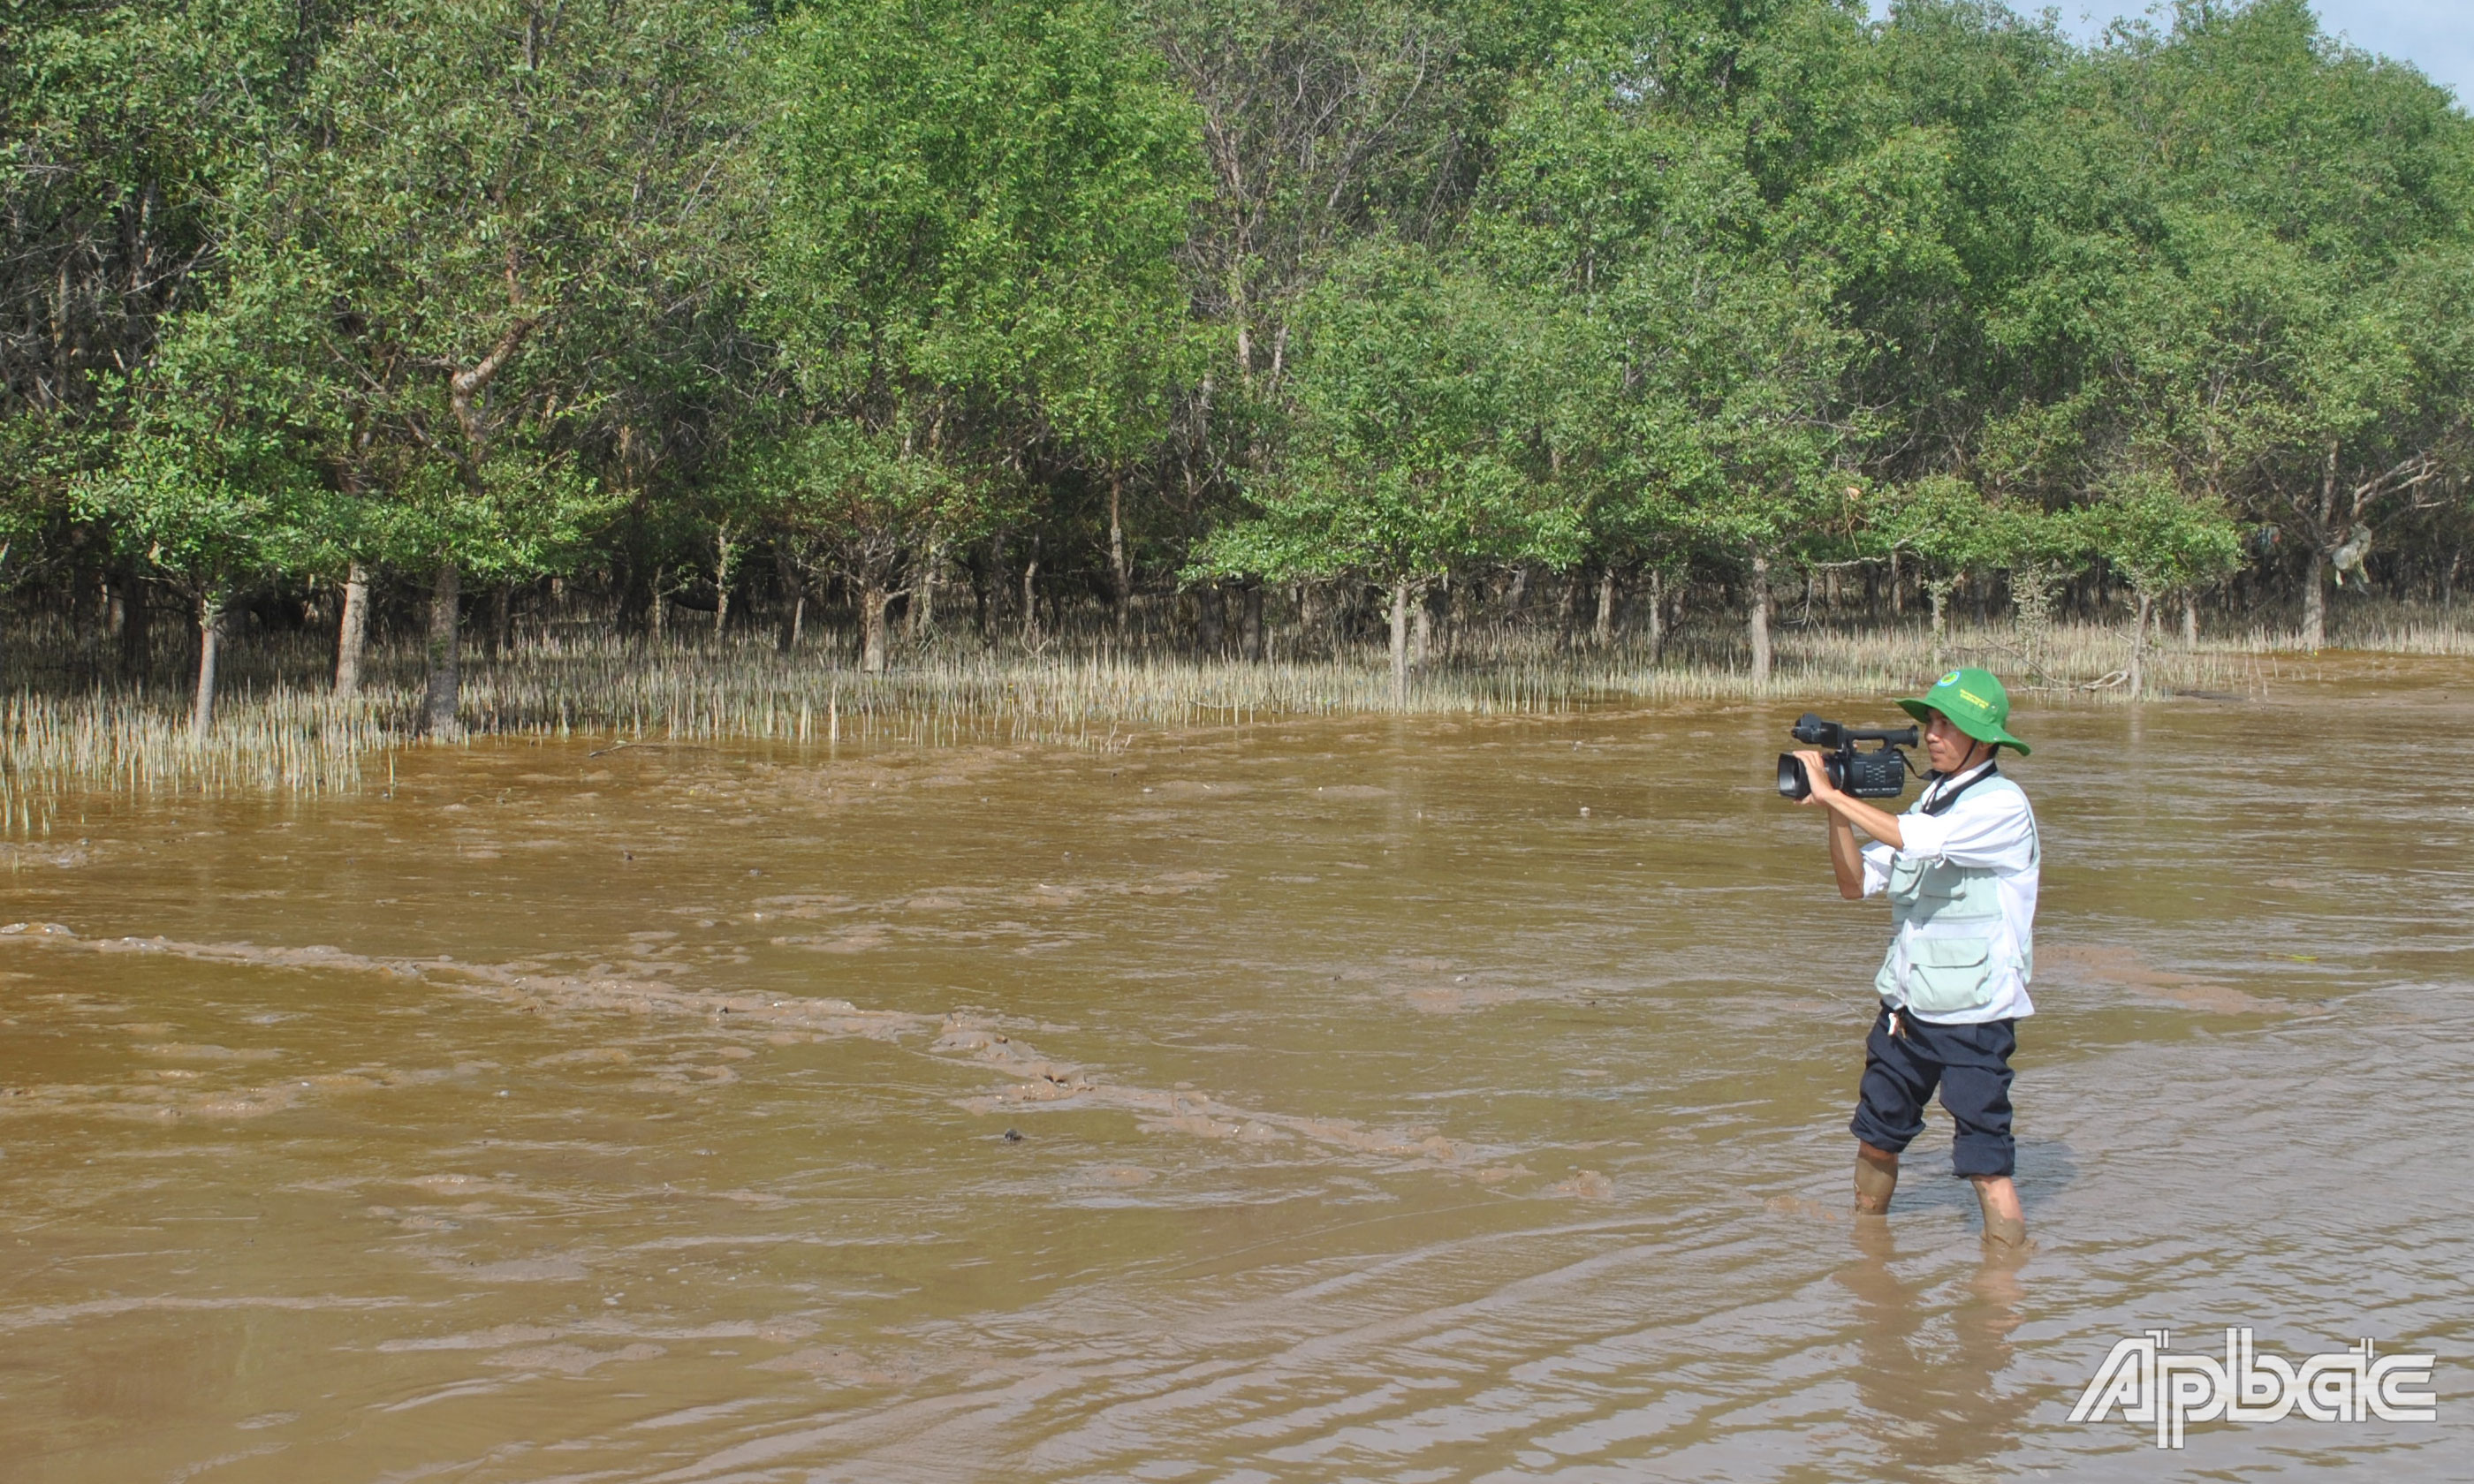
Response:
[1886,859,1926,905]
[1904,935,1994,1016]
[1911,872,1999,925]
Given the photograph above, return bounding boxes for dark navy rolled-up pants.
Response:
[1848,1005,2017,1178]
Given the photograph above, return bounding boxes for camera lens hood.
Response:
[1777,752,1811,800]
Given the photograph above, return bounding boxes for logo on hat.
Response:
[1939,670,1962,686]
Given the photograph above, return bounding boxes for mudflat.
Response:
[4,662,2468,1480]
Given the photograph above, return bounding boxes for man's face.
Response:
[1923,710,1985,774]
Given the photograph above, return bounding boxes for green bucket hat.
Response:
[1897,666,2030,755]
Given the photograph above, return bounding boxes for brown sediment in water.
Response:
[939,1015,1470,1162]
[4,926,1469,1162]
[4,925,929,1038]
[3,663,2471,1480]
[2038,943,2285,1014]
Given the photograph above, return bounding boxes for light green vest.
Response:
[1874,775,2038,1018]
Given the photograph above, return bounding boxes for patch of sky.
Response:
[1865,1,2470,106]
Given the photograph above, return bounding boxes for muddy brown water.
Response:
[4,661,2470,1480]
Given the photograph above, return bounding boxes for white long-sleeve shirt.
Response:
[1859,761,2041,1023]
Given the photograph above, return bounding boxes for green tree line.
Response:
[4,0,2470,725]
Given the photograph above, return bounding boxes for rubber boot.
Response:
[1853,1144,1898,1215]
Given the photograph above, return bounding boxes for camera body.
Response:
[1776,713,1917,801]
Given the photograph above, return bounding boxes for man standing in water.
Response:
[1793,668,2038,1249]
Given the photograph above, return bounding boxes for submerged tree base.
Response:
[4,602,2470,811]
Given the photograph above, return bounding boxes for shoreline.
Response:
[4,611,2470,807]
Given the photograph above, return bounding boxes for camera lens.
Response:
[1776,753,1810,800]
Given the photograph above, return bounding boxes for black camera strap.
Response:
[1919,761,2000,816]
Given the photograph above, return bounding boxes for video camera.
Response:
[1775,713,1918,801]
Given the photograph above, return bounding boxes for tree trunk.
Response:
[334,560,370,698]
[1413,588,1433,666]
[911,539,940,640]
[425,559,462,738]
[439,312,533,684]
[120,572,151,675]
[775,551,804,653]
[2302,439,2340,650]
[1747,549,1772,684]
[2129,590,2152,700]
[1645,568,1666,662]
[1019,551,1041,647]
[1197,582,1226,655]
[861,583,891,673]
[977,534,1005,640]
[1388,578,1410,706]
[72,568,101,673]
[2302,548,2326,651]
[1594,564,1617,647]
[1239,580,1264,662]
[192,591,224,738]
[2182,594,2198,647]
[489,580,512,659]
[1928,578,1951,671]
[1108,475,1130,635]
[712,539,733,643]
[1889,549,1903,616]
